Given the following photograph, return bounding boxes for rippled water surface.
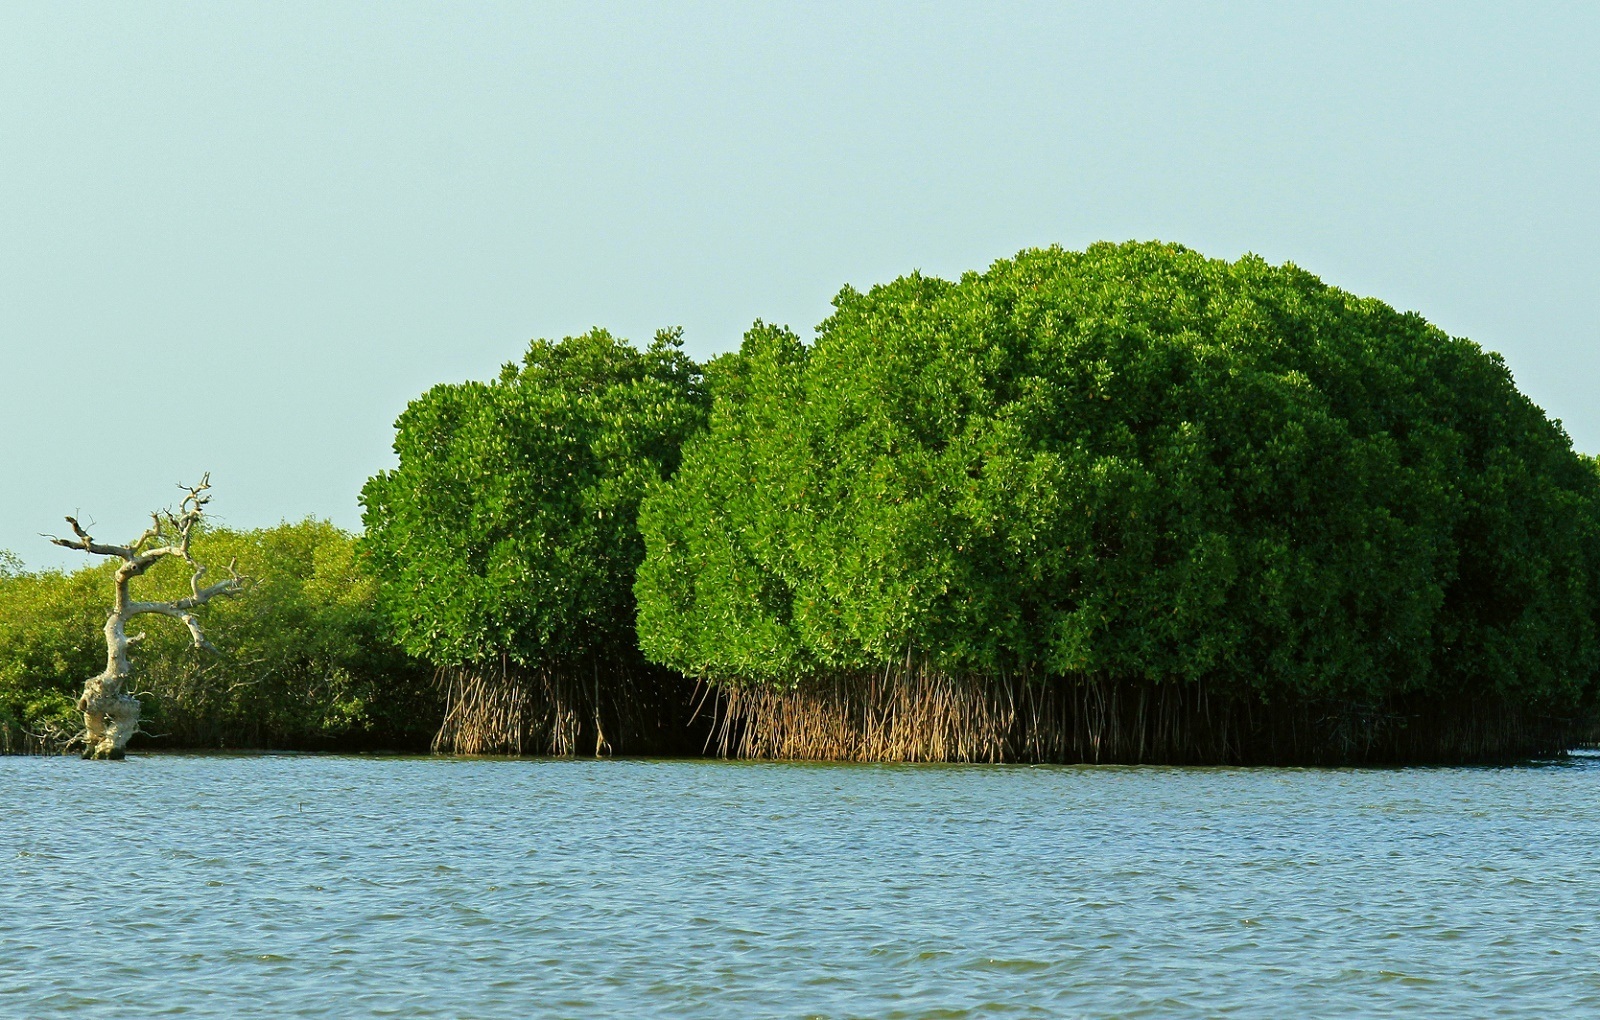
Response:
[4,753,1600,1018]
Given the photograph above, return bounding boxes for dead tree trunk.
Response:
[48,475,244,760]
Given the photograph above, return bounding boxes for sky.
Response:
[3,2,1597,569]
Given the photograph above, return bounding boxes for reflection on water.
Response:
[3,752,1599,1018]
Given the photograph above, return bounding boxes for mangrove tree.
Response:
[634,242,1600,764]
[361,327,711,754]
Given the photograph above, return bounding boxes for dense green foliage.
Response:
[361,328,708,674]
[637,242,1600,714]
[0,521,435,750]
[0,551,104,743]
[10,242,1594,761]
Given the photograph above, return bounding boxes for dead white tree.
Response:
[48,474,245,759]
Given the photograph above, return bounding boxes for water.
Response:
[3,754,1599,1019]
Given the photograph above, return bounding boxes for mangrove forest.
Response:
[6,241,1599,764]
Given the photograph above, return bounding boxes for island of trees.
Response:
[6,242,1598,764]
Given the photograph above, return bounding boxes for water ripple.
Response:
[3,753,1599,1018]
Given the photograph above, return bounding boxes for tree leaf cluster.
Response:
[635,242,1600,709]
[360,327,709,673]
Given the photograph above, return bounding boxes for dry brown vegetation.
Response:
[706,667,1577,766]
[431,663,707,757]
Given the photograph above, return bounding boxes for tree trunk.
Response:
[79,675,140,760]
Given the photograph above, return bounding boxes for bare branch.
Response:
[124,550,246,653]
[130,513,164,555]
[123,602,221,653]
[48,515,137,559]
[116,587,244,654]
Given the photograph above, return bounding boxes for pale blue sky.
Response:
[4,2,1597,568]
